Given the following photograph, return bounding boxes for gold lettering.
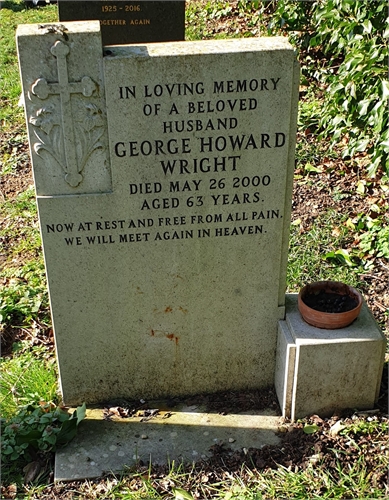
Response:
[125,4,141,11]
[130,19,151,25]
[101,19,126,26]
[101,5,117,12]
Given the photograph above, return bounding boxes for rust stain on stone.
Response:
[165,333,179,345]
[165,306,173,313]
[178,306,188,314]
[149,329,179,345]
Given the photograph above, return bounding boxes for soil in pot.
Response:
[298,281,363,329]
[302,291,358,313]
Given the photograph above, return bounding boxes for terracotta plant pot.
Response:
[298,281,363,329]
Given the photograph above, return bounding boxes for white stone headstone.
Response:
[17,22,299,405]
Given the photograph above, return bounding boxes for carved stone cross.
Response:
[31,40,97,187]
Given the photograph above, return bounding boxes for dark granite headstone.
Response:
[58,1,185,45]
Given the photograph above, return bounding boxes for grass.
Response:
[0,1,57,129]
[1,259,49,327]
[0,186,49,328]
[0,343,58,420]
[287,208,364,292]
[0,186,41,259]
[186,0,266,41]
[1,0,388,497]
[1,130,29,175]
[264,461,385,499]
[13,452,389,499]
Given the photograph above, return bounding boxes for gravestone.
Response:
[17,21,299,406]
[58,1,185,45]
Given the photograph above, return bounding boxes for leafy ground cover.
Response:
[1,0,388,498]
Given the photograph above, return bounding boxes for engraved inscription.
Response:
[101,4,141,12]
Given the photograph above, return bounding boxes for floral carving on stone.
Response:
[28,40,105,187]
[74,103,105,173]
[30,106,65,170]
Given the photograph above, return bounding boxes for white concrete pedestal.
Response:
[275,294,386,421]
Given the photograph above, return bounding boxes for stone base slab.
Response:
[275,294,386,421]
[55,404,281,481]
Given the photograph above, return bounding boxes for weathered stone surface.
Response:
[276,294,386,420]
[17,23,299,405]
[274,320,295,418]
[55,404,281,481]
[17,22,111,196]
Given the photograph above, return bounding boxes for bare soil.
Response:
[291,143,389,330]
[1,124,388,498]
[0,129,33,200]
[1,1,388,493]
[302,291,358,313]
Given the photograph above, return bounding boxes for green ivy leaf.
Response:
[39,414,53,424]
[356,180,366,195]
[362,19,372,34]
[355,138,370,152]
[173,488,194,500]
[382,80,389,100]
[379,139,389,152]
[304,163,322,173]
[55,419,78,446]
[15,430,41,449]
[56,409,72,423]
[303,424,320,434]
[324,249,355,267]
[357,99,371,116]
[73,402,86,426]
[43,433,57,445]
